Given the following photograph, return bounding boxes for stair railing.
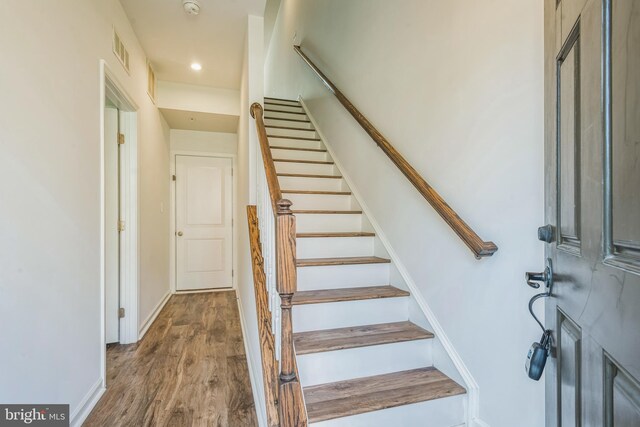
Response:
[293,45,498,259]
[250,102,307,427]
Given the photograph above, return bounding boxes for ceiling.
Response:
[160,108,239,132]
[120,0,266,89]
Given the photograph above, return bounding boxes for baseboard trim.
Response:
[300,97,484,427]
[70,379,105,427]
[138,290,171,340]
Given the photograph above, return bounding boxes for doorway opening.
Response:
[101,61,139,388]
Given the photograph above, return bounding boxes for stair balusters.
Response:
[252,102,308,427]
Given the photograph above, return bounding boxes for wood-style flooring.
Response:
[84,291,258,427]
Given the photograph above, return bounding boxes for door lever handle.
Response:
[525,259,553,291]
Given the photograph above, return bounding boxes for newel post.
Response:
[276,199,307,426]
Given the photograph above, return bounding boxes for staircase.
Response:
[263,97,466,426]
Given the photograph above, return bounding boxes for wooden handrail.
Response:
[251,102,283,215]
[250,103,308,426]
[293,45,498,258]
[247,205,280,427]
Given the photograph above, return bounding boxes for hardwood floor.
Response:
[84,291,258,427]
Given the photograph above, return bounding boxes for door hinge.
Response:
[118,307,125,318]
[118,133,125,145]
[118,220,126,232]
[172,174,176,181]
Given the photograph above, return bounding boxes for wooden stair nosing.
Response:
[264,116,311,123]
[296,256,390,267]
[270,145,326,152]
[293,321,433,355]
[265,101,301,108]
[265,96,299,103]
[303,367,466,423]
[273,159,333,165]
[283,190,351,196]
[296,232,374,237]
[264,108,307,115]
[266,124,316,131]
[291,210,362,215]
[268,135,321,141]
[277,173,342,179]
[292,285,409,306]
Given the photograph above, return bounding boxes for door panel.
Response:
[545,0,640,425]
[176,155,233,290]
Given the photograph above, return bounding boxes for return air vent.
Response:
[147,60,156,103]
[112,29,130,73]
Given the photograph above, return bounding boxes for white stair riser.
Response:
[264,103,303,113]
[297,263,390,290]
[267,127,317,138]
[295,213,362,233]
[297,236,374,258]
[276,162,336,175]
[269,137,324,150]
[298,340,433,387]
[293,298,408,332]
[286,193,353,211]
[309,394,466,427]
[279,176,344,192]
[264,118,313,129]
[270,148,328,162]
[265,99,300,107]
[263,110,307,120]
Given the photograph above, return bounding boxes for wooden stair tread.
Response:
[292,285,409,306]
[264,108,307,115]
[273,159,333,165]
[264,116,310,123]
[270,145,325,152]
[277,173,342,179]
[296,231,373,237]
[269,135,321,141]
[297,256,390,267]
[265,96,299,103]
[284,190,350,196]
[303,367,466,423]
[292,210,362,214]
[266,125,315,131]
[293,321,432,355]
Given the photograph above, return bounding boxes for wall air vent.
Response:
[112,29,130,73]
[147,60,156,103]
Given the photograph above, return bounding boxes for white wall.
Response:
[157,80,240,116]
[236,14,268,427]
[0,0,170,421]
[170,129,238,154]
[264,1,544,426]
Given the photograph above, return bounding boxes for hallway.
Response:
[84,291,258,427]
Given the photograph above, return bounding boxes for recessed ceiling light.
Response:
[190,62,202,71]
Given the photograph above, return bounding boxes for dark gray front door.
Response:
[544,0,640,425]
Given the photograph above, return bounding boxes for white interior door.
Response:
[104,106,119,343]
[176,155,233,290]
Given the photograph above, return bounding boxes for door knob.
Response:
[177,231,183,237]
[525,258,553,290]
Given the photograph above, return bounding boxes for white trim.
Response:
[70,379,105,427]
[236,290,269,427]
[138,290,171,340]
[299,97,488,427]
[100,60,140,394]
[169,151,238,294]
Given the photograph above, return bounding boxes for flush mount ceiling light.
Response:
[183,0,201,16]
[190,62,202,71]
